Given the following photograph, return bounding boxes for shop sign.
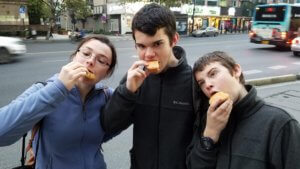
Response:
[182,5,220,16]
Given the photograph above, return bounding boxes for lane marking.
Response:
[292,62,300,65]
[26,51,73,55]
[243,69,262,75]
[268,65,287,70]
[42,59,68,63]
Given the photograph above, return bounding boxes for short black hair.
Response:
[131,3,176,44]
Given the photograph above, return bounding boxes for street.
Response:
[0,34,300,168]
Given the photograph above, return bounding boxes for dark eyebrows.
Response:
[135,39,164,47]
[207,67,216,75]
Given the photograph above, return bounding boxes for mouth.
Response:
[210,91,218,98]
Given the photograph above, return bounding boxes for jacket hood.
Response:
[173,46,188,65]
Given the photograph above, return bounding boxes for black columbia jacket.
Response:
[102,46,200,169]
[187,85,300,169]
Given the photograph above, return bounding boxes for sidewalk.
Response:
[24,31,248,43]
[256,80,300,122]
[24,33,133,43]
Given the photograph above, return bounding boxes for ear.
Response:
[233,64,242,79]
[171,32,180,47]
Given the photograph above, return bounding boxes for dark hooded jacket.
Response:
[101,46,200,169]
[186,85,300,169]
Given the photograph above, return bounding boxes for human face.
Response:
[73,39,112,83]
[134,28,178,73]
[194,62,243,103]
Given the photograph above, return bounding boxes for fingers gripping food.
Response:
[209,92,229,105]
[146,61,160,73]
[85,71,96,80]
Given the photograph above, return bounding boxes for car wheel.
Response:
[294,51,300,56]
[0,47,11,64]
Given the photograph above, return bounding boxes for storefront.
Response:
[180,4,221,33]
[107,2,146,34]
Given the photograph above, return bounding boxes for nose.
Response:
[145,47,155,59]
[86,55,96,66]
[204,81,214,97]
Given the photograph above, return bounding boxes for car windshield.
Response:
[199,27,206,30]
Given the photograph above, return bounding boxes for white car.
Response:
[0,36,27,63]
[291,37,300,56]
[192,27,219,37]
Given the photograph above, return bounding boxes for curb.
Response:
[246,73,300,86]
[24,39,71,44]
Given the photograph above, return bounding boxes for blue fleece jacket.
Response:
[0,75,114,169]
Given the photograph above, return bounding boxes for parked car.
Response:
[291,37,300,56]
[0,36,26,63]
[192,27,219,37]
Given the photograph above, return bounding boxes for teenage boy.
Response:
[101,3,200,169]
[187,51,300,169]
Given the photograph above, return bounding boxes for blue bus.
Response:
[249,3,300,48]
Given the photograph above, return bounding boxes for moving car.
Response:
[0,36,26,63]
[291,37,300,56]
[192,27,219,37]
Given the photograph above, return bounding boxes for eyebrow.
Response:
[82,46,109,60]
[207,67,216,76]
[196,67,216,83]
[136,39,164,46]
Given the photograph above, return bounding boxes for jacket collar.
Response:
[231,85,264,121]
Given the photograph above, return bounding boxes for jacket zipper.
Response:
[80,89,97,169]
[157,76,163,169]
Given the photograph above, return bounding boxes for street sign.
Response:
[19,5,26,14]
[19,5,26,19]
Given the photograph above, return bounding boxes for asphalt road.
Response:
[0,34,299,168]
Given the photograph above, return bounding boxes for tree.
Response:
[65,0,92,29]
[27,0,48,25]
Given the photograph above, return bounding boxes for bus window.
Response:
[255,6,286,22]
[290,7,300,32]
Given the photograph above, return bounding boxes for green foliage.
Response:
[93,29,114,35]
[27,0,49,24]
[65,0,92,20]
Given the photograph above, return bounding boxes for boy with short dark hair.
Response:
[187,51,300,169]
[102,3,200,169]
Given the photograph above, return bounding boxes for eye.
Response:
[96,56,108,65]
[82,51,90,57]
[153,41,162,47]
[197,80,204,87]
[136,44,145,50]
[209,70,217,77]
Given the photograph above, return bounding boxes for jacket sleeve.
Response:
[101,88,121,143]
[0,79,69,146]
[101,82,137,135]
[186,126,218,169]
[270,119,300,169]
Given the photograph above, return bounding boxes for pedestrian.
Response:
[0,35,118,169]
[187,51,300,169]
[101,3,200,169]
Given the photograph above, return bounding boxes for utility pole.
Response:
[191,0,196,33]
